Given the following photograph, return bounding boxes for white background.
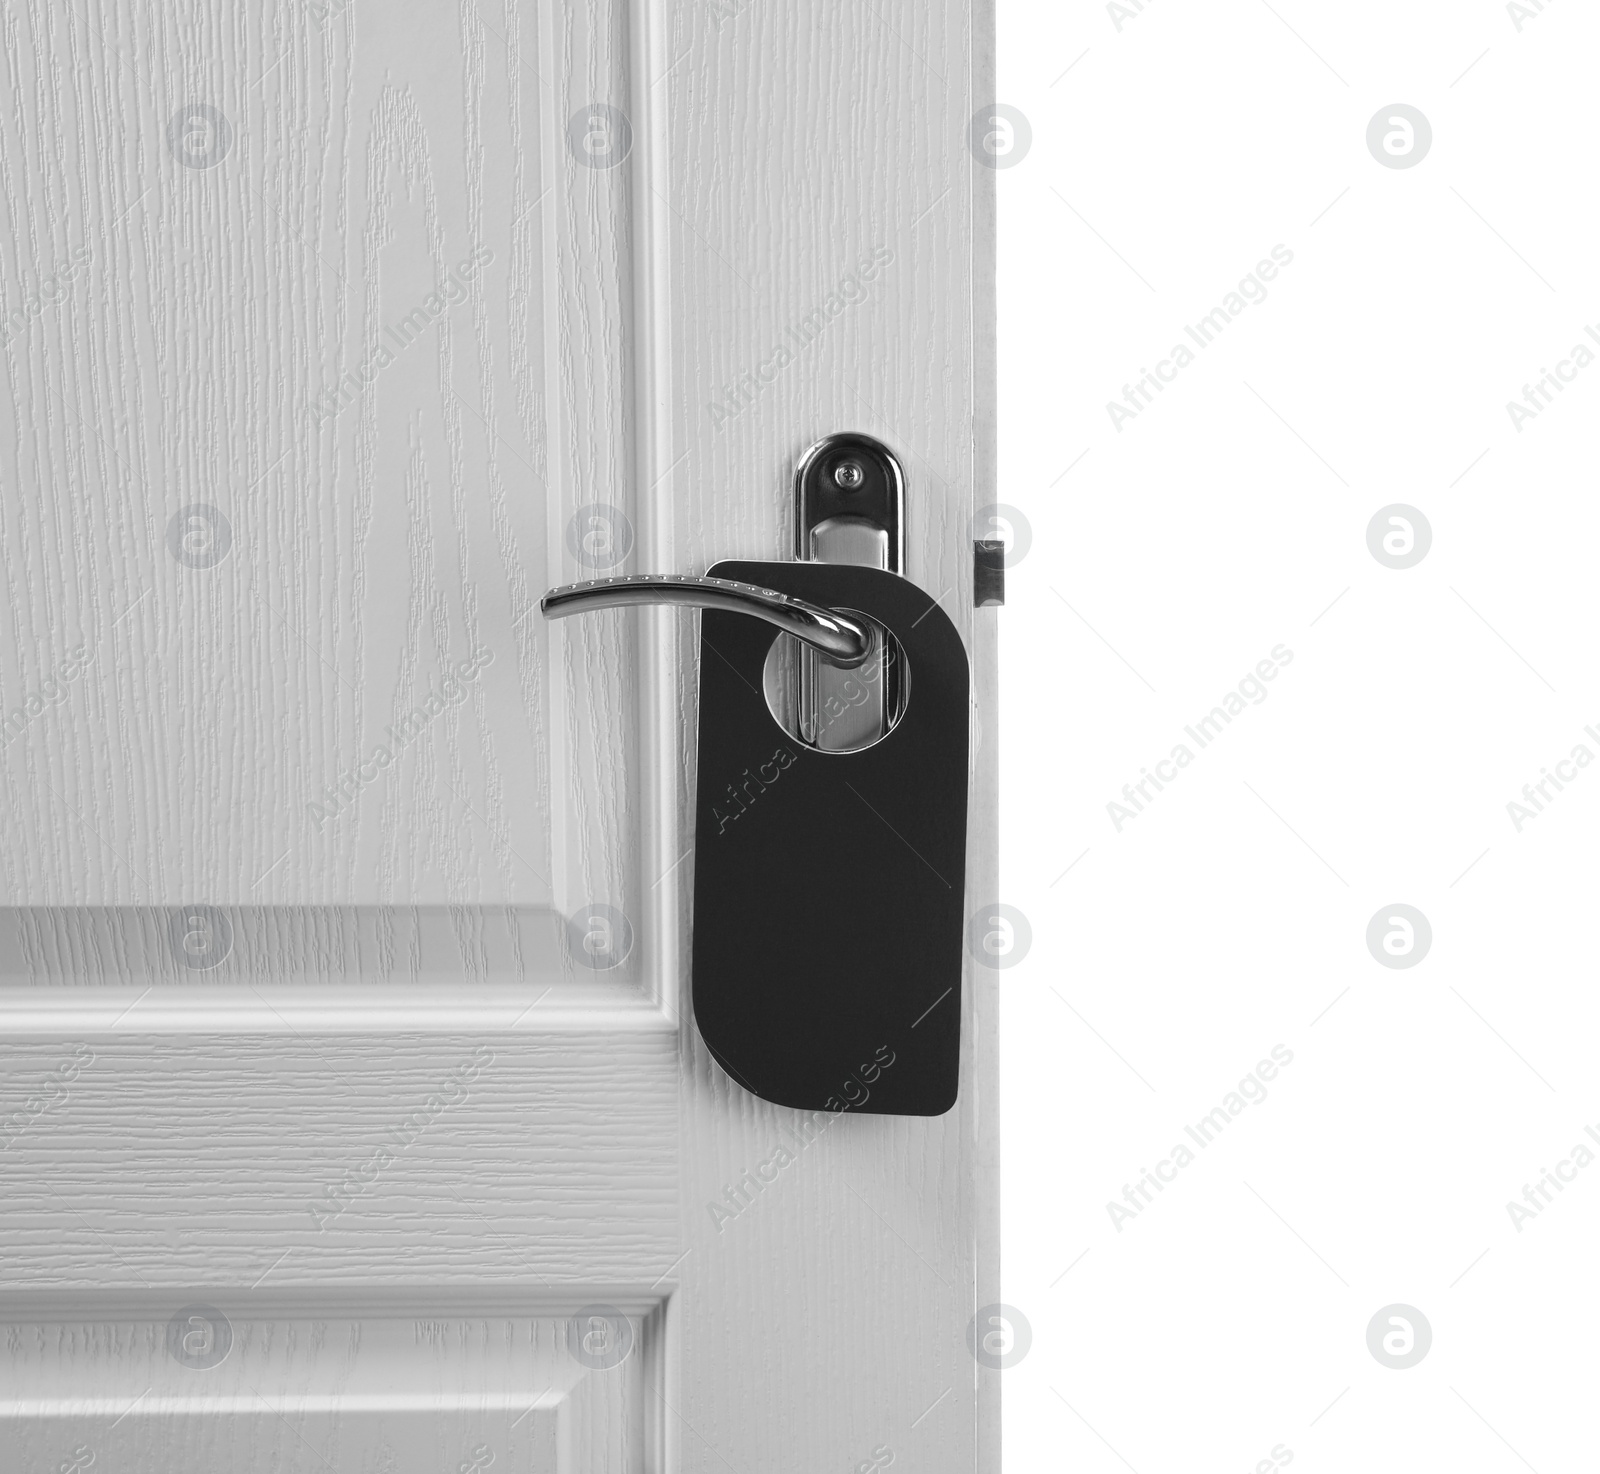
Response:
[998,0,1600,1468]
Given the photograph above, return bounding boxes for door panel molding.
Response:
[0,905,670,1033]
[0,1289,669,1473]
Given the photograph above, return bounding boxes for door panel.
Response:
[0,0,642,924]
[0,0,669,1027]
[0,1292,665,1473]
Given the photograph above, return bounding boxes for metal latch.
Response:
[787,432,906,753]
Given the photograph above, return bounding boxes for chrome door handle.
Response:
[541,573,873,668]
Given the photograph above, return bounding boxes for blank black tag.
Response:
[691,560,969,1116]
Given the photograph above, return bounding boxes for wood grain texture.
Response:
[0,0,643,916]
[0,1035,676,1283]
[0,1032,673,1464]
[660,0,996,1465]
[0,0,995,1464]
[0,1295,656,1470]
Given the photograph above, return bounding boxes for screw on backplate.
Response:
[833,460,865,490]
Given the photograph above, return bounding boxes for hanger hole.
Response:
[761,614,908,755]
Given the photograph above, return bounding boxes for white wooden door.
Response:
[0,0,996,1467]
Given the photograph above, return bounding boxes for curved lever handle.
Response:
[541,574,873,668]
